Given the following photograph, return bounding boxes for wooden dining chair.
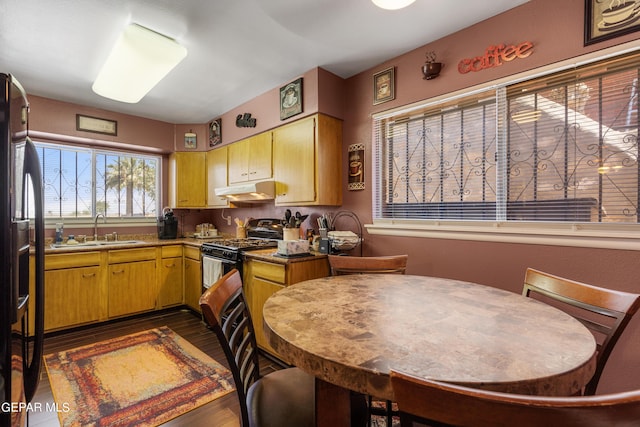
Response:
[328,254,409,276]
[328,254,409,426]
[523,268,640,395]
[199,269,367,427]
[390,369,640,427]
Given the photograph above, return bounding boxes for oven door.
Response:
[202,256,237,292]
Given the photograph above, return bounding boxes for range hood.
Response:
[214,180,275,202]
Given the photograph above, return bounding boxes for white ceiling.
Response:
[1,0,528,124]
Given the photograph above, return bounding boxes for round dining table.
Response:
[262,274,597,427]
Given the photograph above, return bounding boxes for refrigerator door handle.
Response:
[22,137,44,402]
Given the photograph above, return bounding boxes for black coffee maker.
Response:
[158,207,178,239]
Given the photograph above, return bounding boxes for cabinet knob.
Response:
[82,273,96,278]
[112,269,125,275]
[165,263,176,268]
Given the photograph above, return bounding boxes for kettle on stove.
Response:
[158,207,178,239]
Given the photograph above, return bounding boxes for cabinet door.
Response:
[44,266,101,330]
[184,257,202,312]
[206,146,230,208]
[247,131,272,181]
[170,152,206,207]
[228,133,273,184]
[250,277,285,357]
[274,114,342,206]
[108,260,156,317]
[159,256,183,308]
[228,138,251,184]
[273,116,316,204]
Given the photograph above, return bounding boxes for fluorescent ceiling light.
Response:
[372,0,416,10]
[92,23,187,103]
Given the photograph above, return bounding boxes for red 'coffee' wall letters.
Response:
[458,41,534,74]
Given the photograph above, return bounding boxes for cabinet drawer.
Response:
[252,260,285,284]
[161,245,183,258]
[108,248,156,264]
[45,251,101,270]
[184,246,201,260]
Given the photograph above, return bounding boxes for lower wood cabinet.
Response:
[42,251,103,331]
[184,246,202,312]
[158,245,184,308]
[38,243,201,332]
[108,248,157,318]
[243,256,329,359]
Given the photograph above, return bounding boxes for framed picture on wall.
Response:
[584,0,640,45]
[184,131,197,149]
[280,78,303,120]
[348,143,365,191]
[209,118,222,147]
[373,67,395,105]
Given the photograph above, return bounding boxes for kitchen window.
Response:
[33,142,160,220]
[370,50,640,249]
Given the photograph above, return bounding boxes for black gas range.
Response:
[201,219,283,290]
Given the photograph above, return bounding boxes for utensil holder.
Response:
[283,228,299,241]
[236,226,246,239]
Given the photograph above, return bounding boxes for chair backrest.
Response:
[199,268,260,427]
[390,369,640,427]
[522,268,640,395]
[328,254,409,276]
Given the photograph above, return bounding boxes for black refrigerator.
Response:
[0,74,45,427]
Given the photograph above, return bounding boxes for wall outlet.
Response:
[221,210,232,226]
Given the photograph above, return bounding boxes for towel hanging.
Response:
[202,257,223,289]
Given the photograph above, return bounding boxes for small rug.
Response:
[44,326,235,427]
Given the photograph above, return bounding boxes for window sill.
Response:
[365,219,640,251]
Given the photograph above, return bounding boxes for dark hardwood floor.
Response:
[28,308,284,427]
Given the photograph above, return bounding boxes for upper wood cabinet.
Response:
[227,132,272,184]
[273,114,342,206]
[169,152,207,208]
[206,146,230,208]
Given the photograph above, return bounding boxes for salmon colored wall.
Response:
[341,0,640,394]
[28,96,175,152]
[23,0,640,394]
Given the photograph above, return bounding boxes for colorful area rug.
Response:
[44,326,235,427]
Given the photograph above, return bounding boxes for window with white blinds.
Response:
[373,52,639,225]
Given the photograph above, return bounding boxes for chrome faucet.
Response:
[94,213,106,241]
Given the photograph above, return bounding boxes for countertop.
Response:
[41,237,328,265]
[243,248,328,264]
[40,236,218,254]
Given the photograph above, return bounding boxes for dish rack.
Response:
[329,211,363,256]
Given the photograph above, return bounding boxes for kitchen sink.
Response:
[50,240,146,249]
